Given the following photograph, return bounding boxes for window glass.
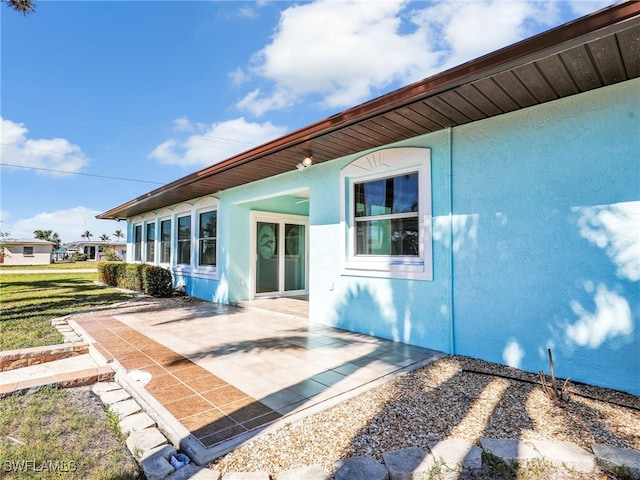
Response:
[354,172,419,256]
[355,173,418,217]
[133,225,142,262]
[177,215,191,265]
[356,217,419,256]
[198,211,216,266]
[146,223,155,262]
[160,219,171,263]
[23,246,34,256]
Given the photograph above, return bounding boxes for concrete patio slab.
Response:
[70,300,444,462]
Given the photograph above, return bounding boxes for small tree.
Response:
[100,234,111,242]
[114,230,125,242]
[81,230,93,242]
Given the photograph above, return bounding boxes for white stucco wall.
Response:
[2,244,52,265]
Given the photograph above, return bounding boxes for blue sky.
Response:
[1,0,612,243]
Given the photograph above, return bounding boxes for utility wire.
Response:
[0,163,165,185]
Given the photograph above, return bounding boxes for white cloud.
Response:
[4,206,121,244]
[172,116,196,132]
[0,116,90,175]
[235,89,292,117]
[414,0,559,70]
[238,0,438,114]
[566,284,633,348]
[566,0,613,16]
[235,0,565,116]
[229,67,251,88]
[148,117,288,168]
[237,5,258,19]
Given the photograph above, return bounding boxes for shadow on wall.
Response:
[453,198,639,394]
[331,283,416,347]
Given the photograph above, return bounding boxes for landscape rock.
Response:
[383,447,431,480]
[334,456,388,480]
[592,444,640,479]
[428,438,482,472]
[531,440,595,472]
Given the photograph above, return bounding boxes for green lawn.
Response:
[0,270,141,479]
[0,262,99,270]
[0,271,132,350]
[0,387,141,479]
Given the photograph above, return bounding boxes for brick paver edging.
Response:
[0,343,89,371]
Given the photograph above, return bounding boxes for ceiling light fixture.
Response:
[296,156,313,171]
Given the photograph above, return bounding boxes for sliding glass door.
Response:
[254,213,308,297]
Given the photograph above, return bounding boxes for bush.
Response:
[142,265,173,297]
[103,248,120,261]
[97,262,125,286]
[120,264,145,292]
[71,252,88,262]
[96,262,173,297]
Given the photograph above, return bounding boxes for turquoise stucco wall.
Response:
[450,79,639,394]
[309,133,454,355]
[166,78,638,395]
[310,79,639,394]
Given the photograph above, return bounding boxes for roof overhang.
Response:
[98,1,640,220]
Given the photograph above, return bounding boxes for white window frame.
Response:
[133,223,143,262]
[175,212,192,269]
[195,208,218,273]
[145,220,156,263]
[158,217,172,266]
[23,246,34,257]
[340,147,433,280]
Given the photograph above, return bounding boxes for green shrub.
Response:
[71,252,88,262]
[96,262,173,297]
[142,265,173,297]
[103,248,120,261]
[121,264,145,292]
[97,262,125,286]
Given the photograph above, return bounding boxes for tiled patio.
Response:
[74,299,444,451]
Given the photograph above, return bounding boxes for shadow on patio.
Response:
[72,295,444,459]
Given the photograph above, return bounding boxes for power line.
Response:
[0,163,165,185]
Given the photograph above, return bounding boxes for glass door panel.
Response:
[256,222,279,294]
[284,223,305,292]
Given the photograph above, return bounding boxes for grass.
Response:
[0,271,132,350]
[0,270,142,479]
[0,386,141,479]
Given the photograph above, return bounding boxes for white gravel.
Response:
[91,296,640,477]
[211,356,640,476]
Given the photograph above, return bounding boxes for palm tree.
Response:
[100,234,111,242]
[114,230,125,242]
[81,231,93,242]
[2,0,35,14]
[34,229,61,249]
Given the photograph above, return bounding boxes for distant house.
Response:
[70,241,126,261]
[1,239,54,266]
[98,4,640,395]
